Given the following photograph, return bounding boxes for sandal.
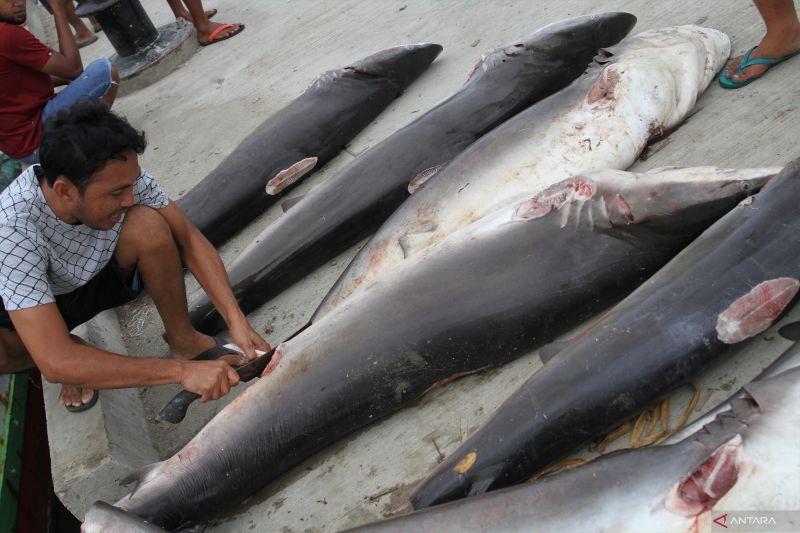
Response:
[719,46,800,89]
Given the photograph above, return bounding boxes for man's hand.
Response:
[178,359,240,402]
[227,317,271,361]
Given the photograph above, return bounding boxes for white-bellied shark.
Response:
[185,13,639,332]
[317,25,731,320]
[348,357,800,532]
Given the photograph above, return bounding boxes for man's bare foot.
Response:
[59,385,97,411]
[74,28,94,41]
[175,8,217,26]
[726,34,800,84]
[169,332,245,365]
[75,31,99,48]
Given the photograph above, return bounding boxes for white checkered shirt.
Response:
[0,165,168,310]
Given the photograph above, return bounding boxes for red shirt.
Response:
[0,23,54,159]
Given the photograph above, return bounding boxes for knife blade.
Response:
[158,346,275,424]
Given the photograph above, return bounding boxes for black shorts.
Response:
[0,260,143,332]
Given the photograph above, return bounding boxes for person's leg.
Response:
[0,328,34,373]
[165,0,189,19]
[0,327,94,408]
[165,0,216,25]
[102,67,120,109]
[727,0,800,83]
[65,1,97,46]
[89,15,102,33]
[21,59,117,165]
[181,0,243,45]
[41,58,118,121]
[113,206,217,359]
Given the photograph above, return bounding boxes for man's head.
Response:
[39,100,148,230]
[0,0,26,25]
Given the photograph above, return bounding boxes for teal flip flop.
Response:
[719,46,800,89]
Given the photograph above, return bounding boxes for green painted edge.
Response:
[0,375,29,533]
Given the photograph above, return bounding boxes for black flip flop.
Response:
[65,388,99,413]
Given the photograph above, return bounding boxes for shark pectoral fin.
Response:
[778,320,800,341]
[265,157,319,195]
[408,163,445,194]
[742,366,800,413]
[538,339,572,364]
[467,475,495,497]
[119,461,166,496]
[280,195,305,213]
[398,228,436,259]
[593,47,615,65]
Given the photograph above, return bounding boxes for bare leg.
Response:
[165,0,190,20]
[0,329,95,408]
[101,67,120,109]
[165,0,217,26]
[113,206,216,360]
[727,0,800,83]
[0,328,33,373]
[181,0,242,44]
[65,1,95,43]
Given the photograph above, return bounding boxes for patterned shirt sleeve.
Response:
[133,170,169,208]
[0,225,54,310]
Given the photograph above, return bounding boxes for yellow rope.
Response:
[668,383,701,438]
[529,458,589,481]
[528,382,704,483]
[629,407,650,448]
[596,421,632,455]
[639,398,670,446]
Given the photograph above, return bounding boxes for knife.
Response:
[158,345,274,424]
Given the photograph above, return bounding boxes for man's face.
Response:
[72,149,139,230]
[0,0,27,25]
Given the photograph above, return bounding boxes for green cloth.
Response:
[0,152,22,191]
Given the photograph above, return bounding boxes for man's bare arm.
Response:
[10,303,240,401]
[40,0,83,80]
[157,201,270,360]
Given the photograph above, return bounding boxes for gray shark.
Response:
[177,43,443,246]
[110,165,773,530]
[410,158,800,509]
[185,13,638,332]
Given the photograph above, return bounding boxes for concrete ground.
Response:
[32,0,800,530]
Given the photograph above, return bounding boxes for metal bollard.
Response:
[75,0,158,57]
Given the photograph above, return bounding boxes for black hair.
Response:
[38,100,147,193]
